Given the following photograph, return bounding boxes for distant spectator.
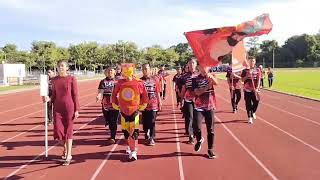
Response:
[267,67,274,88]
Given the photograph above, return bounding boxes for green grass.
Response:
[216,68,320,100]
[269,69,320,100]
[0,84,36,92]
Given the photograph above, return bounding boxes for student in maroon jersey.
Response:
[180,58,198,144]
[173,66,183,108]
[158,65,169,100]
[192,65,218,159]
[96,66,119,143]
[241,57,261,124]
[141,63,162,146]
[226,67,242,113]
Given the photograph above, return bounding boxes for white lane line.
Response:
[90,135,124,180]
[0,101,95,143]
[0,102,41,114]
[4,113,102,180]
[262,102,320,126]
[218,95,320,153]
[0,92,96,126]
[215,116,279,180]
[170,83,185,180]
[288,100,320,111]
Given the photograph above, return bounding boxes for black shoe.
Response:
[194,137,204,152]
[187,136,195,144]
[208,149,216,159]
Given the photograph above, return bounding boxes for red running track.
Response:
[0,77,319,180]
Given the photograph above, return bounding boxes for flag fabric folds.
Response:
[185,14,273,68]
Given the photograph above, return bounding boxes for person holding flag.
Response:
[112,63,148,161]
[140,63,162,146]
[96,66,119,144]
[181,58,199,144]
[226,67,242,113]
[241,57,261,124]
[192,66,218,159]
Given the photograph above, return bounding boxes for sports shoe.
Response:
[207,149,216,159]
[233,109,237,113]
[126,146,131,154]
[248,117,253,124]
[253,113,257,119]
[148,138,155,146]
[129,151,137,161]
[194,137,204,152]
[187,136,195,144]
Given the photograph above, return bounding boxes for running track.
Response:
[0,77,319,180]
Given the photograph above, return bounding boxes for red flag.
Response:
[231,40,248,72]
[185,14,273,68]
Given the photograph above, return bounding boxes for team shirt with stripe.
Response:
[192,74,216,111]
[141,76,161,111]
[181,72,198,102]
[98,77,116,110]
[241,68,261,92]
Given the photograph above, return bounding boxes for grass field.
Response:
[269,69,320,100]
[217,68,320,100]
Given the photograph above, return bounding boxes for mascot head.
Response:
[121,63,135,79]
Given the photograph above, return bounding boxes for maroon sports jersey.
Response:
[141,76,161,111]
[192,74,216,110]
[98,77,117,110]
[241,68,261,92]
[181,72,198,102]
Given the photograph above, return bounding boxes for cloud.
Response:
[0,0,319,50]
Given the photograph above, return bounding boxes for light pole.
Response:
[272,48,275,69]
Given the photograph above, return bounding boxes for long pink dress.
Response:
[51,75,80,140]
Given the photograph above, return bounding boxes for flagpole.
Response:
[45,99,48,157]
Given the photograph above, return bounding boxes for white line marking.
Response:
[215,116,279,180]
[0,102,41,114]
[0,101,95,143]
[4,113,102,179]
[262,102,320,126]
[1,125,41,143]
[218,95,320,153]
[90,135,124,180]
[170,83,185,180]
[0,92,96,126]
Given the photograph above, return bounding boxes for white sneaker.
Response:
[129,151,138,161]
[248,117,253,124]
[126,146,131,154]
[253,113,257,119]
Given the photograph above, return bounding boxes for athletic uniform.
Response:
[192,74,216,158]
[226,69,242,112]
[181,71,198,143]
[98,77,119,141]
[141,76,161,145]
[173,73,183,106]
[158,69,168,100]
[241,68,261,123]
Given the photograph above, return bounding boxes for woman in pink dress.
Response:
[46,60,79,165]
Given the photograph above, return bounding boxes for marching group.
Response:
[43,56,274,165]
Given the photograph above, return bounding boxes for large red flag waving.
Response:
[185,14,273,68]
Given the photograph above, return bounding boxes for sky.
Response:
[0,0,319,50]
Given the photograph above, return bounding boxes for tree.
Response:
[31,41,57,72]
[246,37,260,57]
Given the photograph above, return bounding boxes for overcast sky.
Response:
[0,0,319,50]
